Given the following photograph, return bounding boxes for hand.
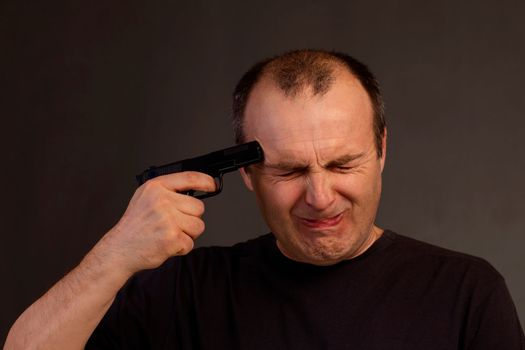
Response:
[93,171,216,276]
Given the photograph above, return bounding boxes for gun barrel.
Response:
[196,141,264,173]
[136,141,264,186]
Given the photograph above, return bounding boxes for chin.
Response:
[302,253,347,266]
[275,223,361,265]
[298,238,353,266]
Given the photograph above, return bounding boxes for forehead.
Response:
[243,69,375,160]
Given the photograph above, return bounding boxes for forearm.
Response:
[4,243,131,350]
[4,173,212,349]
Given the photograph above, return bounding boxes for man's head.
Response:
[233,50,385,158]
[235,50,387,266]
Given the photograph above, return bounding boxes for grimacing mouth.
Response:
[294,212,346,228]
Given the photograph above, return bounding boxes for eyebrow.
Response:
[325,153,365,167]
[264,153,365,170]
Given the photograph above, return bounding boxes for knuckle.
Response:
[156,237,171,256]
[184,171,200,183]
[185,238,195,254]
[142,179,161,192]
[194,200,205,216]
[141,184,164,204]
[151,207,170,224]
[185,196,205,214]
[184,171,213,189]
[157,198,173,212]
[158,229,178,254]
[195,219,205,234]
[175,235,194,256]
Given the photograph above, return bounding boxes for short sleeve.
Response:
[85,258,180,349]
[465,277,525,349]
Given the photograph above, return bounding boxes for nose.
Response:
[304,170,335,211]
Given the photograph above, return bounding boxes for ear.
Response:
[380,127,387,173]
[239,167,254,191]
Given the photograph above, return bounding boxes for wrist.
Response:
[79,234,135,292]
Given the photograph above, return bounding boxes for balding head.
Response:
[232,49,386,157]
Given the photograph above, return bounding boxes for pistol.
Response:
[135,141,264,199]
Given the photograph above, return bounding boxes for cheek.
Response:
[255,178,304,214]
[336,170,381,204]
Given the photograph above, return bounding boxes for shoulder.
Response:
[115,234,273,312]
[383,230,504,285]
[178,233,273,270]
[132,233,273,282]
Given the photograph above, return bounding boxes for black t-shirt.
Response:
[86,230,524,349]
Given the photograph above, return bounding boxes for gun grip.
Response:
[185,175,224,199]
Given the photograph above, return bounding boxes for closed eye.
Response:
[274,166,309,178]
[277,169,305,177]
[330,165,355,173]
[325,153,364,172]
[278,171,295,176]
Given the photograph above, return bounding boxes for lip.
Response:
[298,212,344,229]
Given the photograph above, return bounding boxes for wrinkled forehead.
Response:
[256,129,374,168]
[243,72,375,154]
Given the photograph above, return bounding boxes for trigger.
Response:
[194,175,223,199]
[214,175,224,195]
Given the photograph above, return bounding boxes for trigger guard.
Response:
[194,175,223,199]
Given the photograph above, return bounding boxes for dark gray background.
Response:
[1,0,524,342]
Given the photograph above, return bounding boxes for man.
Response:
[5,50,524,349]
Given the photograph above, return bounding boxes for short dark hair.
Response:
[232,49,386,157]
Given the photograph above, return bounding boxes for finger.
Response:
[176,214,206,239]
[168,192,206,217]
[171,232,195,256]
[147,171,217,193]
